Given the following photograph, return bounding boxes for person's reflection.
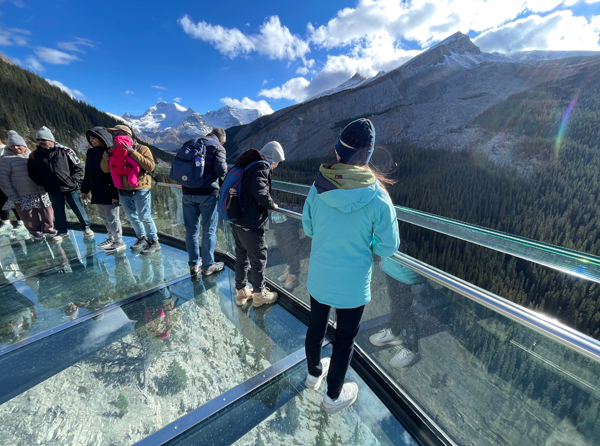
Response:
[271,214,306,291]
[113,251,137,294]
[10,238,54,278]
[369,250,424,370]
[0,274,36,345]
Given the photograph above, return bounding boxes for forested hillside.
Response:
[275,69,600,340]
[0,55,174,164]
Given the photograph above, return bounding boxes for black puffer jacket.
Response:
[28,143,84,193]
[233,149,276,229]
[181,137,228,196]
[81,127,119,205]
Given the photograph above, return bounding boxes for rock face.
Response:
[225,32,600,162]
[0,52,14,66]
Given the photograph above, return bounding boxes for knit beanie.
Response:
[260,141,285,164]
[206,127,226,144]
[36,126,55,142]
[334,118,375,165]
[7,130,26,147]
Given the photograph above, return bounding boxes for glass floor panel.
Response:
[165,347,417,446]
[0,231,189,351]
[0,267,308,445]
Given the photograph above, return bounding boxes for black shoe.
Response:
[104,241,126,254]
[141,239,161,255]
[131,236,148,251]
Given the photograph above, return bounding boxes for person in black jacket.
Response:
[27,126,93,242]
[182,128,228,276]
[81,127,124,254]
[233,141,285,308]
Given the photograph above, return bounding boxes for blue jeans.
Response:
[183,194,218,268]
[119,189,158,242]
[48,190,91,234]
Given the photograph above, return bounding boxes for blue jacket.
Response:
[302,166,400,309]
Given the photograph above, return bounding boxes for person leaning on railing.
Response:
[302,118,400,415]
[101,124,160,255]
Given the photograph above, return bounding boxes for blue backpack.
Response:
[218,161,270,222]
[169,138,210,188]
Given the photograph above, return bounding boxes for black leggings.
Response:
[305,296,365,400]
[0,188,21,222]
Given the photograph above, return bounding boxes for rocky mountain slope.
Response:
[225,32,600,163]
[122,102,267,151]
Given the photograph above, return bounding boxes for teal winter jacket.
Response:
[302,164,400,309]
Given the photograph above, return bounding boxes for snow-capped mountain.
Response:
[507,50,600,61]
[202,105,265,129]
[120,102,266,151]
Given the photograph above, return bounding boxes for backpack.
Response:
[169,138,209,188]
[218,161,270,222]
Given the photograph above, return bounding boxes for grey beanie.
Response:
[7,130,26,147]
[36,126,55,142]
[260,141,285,164]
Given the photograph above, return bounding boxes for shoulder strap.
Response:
[243,160,270,171]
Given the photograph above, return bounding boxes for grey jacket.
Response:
[0,147,46,197]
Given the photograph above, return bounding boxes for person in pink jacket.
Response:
[109,136,140,189]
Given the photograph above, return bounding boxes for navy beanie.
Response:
[334,118,375,165]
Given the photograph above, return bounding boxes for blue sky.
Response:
[0,0,598,118]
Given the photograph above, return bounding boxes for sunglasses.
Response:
[36,139,49,142]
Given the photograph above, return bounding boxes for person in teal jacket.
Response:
[302,118,399,414]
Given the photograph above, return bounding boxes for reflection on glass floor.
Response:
[0,231,417,446]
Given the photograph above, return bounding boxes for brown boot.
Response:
[277,266,290,282]
[283,274,299,291]
[236,286,252,306]
[252,287,279,307]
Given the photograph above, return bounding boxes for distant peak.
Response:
[350,72,367,81]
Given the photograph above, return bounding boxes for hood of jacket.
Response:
[237,148,269,167]
[0,146,31,159]
[86,127,113,150]
[314,164,378,214]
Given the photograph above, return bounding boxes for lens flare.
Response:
[555,94,579,156]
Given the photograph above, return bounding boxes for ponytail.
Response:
[365,164,395,194]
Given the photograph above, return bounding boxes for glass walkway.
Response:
[0,180,598,446]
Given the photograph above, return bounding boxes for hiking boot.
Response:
[190,264,201,276]
[83,228,94,238]
[202,262,224,276]
[369,328,403,347]
[278,266,290,282]
[390,346,419,370]
[131,236,148,251]
[141,239,161,255]
[104,241,126,254]
[97,238,113,249]
[0,222,12,234]
[52,232,69,243]
[236,286,252,306]
[322,382,359,414]
[283,274,299,291]
[305,357,330,391]
[252,287,278,307]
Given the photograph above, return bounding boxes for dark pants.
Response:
[386,276,420,353]
[232,224,267,293]
[305,295,365,400]
[48,190,91,234]
[0,188,20,221]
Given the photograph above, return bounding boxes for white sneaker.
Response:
[83,228,94,238]
[321,382,359,414]
[0,223,12,234]
[369,328,403,347]
[390,346,417,369]
[305,357,330,390]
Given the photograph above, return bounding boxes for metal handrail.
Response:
[153,181,600,361]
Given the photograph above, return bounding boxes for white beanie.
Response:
[260,141,285,164]
[36,126,55,142]
[7,130,26,147]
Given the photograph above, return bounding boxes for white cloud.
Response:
[220,97,274,115]
[173,97,182,102]
[34,47,79,64]
[302,57,315,68]
[475,11,600,53]
[57,38,94,53]
[125,90,134,94]
[151,85,166,90]
[259,77,311,101]
[178,14,310,60]
[45,79,85,99]
[262,79,268,86]
[296,66,310,75]
[0,27,29,46]
[13,55,44,71]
